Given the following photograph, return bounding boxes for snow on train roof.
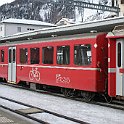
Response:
[1,18,55,26]
[0,16,124,42]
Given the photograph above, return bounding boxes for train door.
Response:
[116,39,124,96]
[8,47,16,83]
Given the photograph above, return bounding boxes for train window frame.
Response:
[74,44,92,66]
[30,48,40,64]
[42,46,54,64]
[20,48,28,64]
[1,50,4,62]
[57,45,70,65]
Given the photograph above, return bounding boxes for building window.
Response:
[74,44,91,66]
[20,48,28,64]
[30,48,39,64]
[42,46,53,64]
[57,46,70,65]
[121,0,124,4]
[1,50,4,62]
[27,28,35,31]
[17,27,21,32]
[0,27,2,31]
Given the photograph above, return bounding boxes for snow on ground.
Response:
[0,84,124,124]
[0,98,29,110]
[30,113,78,124]
[0,97,77,124]
[0,0,15,6]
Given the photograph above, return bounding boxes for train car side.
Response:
[0,33,107,94]
[107,26,124,98]
[0,46,8,81]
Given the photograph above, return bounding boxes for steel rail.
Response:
[0,95,88,124]
[1,82,124,111]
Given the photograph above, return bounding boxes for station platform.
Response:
[0,107,39,124]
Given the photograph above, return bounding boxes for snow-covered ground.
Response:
[0,84,124,124]
[0,0,15,6]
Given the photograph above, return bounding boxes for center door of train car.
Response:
[8,47,16,83]
[116,39,124,96]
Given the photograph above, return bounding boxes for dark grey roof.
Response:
[0,16,124,42]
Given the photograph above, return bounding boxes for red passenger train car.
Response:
[0,23,124,101]
[0,32,108,100]
[107,25,124,98]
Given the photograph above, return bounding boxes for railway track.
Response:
[1,82,124,112]
[0,96,88,124]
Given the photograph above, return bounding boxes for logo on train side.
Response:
[56,74,70,84]
[29,68,40,81]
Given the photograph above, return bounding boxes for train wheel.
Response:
[102,94,113,103]
[80,91,95,102]
[61,88,75,97]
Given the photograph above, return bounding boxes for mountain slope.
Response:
[0,0,111,23]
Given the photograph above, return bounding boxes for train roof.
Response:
[0,33,103,46]
[0,16,124,43]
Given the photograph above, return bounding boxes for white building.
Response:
[111,0,124,16]
[118,0,124,16]
[0,18,56,37]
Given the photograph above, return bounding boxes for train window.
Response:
[9,49,11,63]
[1,50,4,62]
[30,48,40,64]
[74,44,91,66]
[118,43,121,67]
[20,48,28,64]
[13,49,15,63]
[57,46,70,65]
[42,46,53,64]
